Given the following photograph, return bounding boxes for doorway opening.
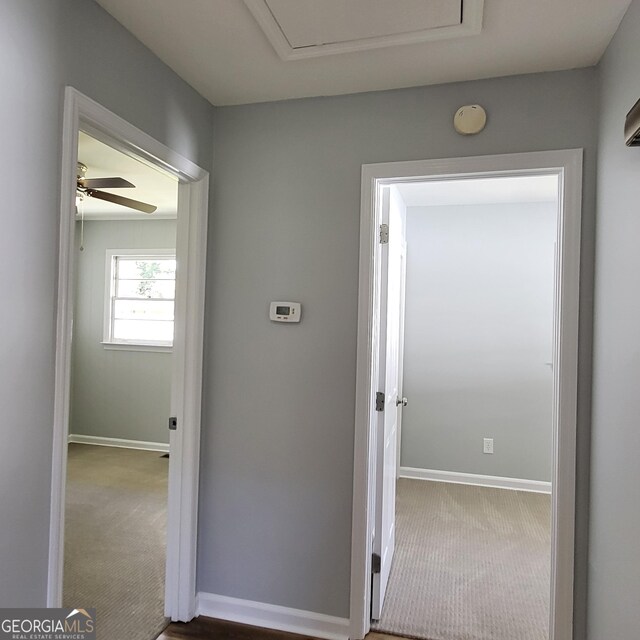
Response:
[350,151,582,640]
[48,88,209,627]
[63,130,178,639]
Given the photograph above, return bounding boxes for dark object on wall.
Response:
[624,98,640,146]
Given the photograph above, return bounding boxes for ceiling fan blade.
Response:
[79,177,135,189]
[86,189,157,214]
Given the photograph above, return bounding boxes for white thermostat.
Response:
[270,301,301,323]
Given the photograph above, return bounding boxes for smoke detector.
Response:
[454,105,487,135]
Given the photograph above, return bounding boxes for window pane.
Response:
[117,258,176,280]
[116,279,176,299]
[113,319,174,342]
[108,254,176,345]
[114,300,174,321]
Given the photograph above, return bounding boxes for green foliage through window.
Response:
[131,260,176,298]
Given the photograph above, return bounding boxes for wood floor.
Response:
[155,617,401,640]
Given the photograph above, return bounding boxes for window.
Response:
[104,250,176,349]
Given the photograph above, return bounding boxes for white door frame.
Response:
[350,149,583,640]
[47,87,209,622]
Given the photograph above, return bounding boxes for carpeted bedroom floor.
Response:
[371,479,551,640]
[63,443,169,640]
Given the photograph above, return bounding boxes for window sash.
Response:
[104,251,176,347]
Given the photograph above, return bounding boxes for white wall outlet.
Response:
[483,438,494,454]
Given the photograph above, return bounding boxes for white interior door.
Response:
[371,186,407,620]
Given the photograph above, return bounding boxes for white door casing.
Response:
[48,87,209,621]
[350,150,582,640]
[371,186,407,620]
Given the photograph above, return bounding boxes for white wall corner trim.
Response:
[399,467,552,494]
[68,434,170,453]
[196,593,350,640]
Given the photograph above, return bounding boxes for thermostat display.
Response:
[270,301,301,323]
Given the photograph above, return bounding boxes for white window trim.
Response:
[103,247,176,350]
[101,342,173,353]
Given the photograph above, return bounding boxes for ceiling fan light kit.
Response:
[76,161,157,213]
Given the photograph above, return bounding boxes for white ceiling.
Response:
[77,131,178,220]
[396,174,558,207]
[95,0,631,106]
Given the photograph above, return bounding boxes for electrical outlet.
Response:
[483,438,494,454]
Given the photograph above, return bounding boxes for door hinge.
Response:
[375,391,385,412]
[372,552,381,574]
[379,223,389,244]
[168,416,177,431]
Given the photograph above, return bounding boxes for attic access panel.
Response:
[244,0,484,60]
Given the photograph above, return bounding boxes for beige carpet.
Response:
[63,444,169,640]
[371,479,551,640]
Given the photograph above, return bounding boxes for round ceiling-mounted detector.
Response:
[454,104,487,135]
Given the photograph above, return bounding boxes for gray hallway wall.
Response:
[202,69,598,620]
[590,0,640,637]
[0,0,212,607]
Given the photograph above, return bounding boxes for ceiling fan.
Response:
[76,162,157,214]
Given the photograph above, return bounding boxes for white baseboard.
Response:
[399,466,552,494]
[68,434,169,453]
[196,593,349,640]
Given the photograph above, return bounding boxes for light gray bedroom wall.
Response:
[0,0,212,607]
[70,220,176,445]
[590,0,640,637]
[202,69,598,620]
[401,202,556,482]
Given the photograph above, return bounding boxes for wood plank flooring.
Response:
[155,617,402,640]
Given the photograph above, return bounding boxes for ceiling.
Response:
[396,174,558,207]
[94,0,631,106]
[77,131,178,220]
